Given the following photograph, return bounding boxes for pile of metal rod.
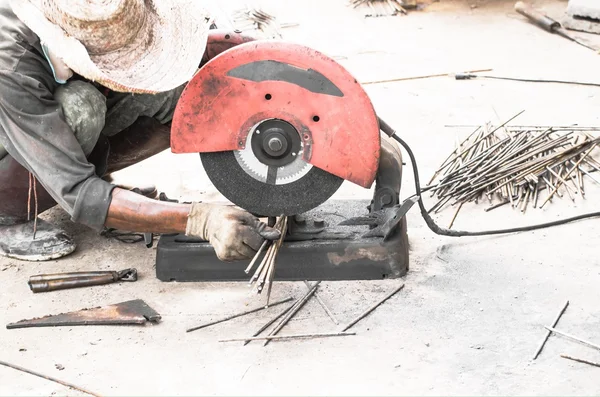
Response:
[425,121,600,219]
[232,7,283,38]
[246,216,288,305]
[349,0,408,17]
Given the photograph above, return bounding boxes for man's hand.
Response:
[185,203,281,261]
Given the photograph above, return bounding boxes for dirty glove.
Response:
[185,203,281,261]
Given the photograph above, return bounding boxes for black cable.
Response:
[378,117,600,237]
[455,73,600,88]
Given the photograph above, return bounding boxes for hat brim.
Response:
[10,0,211,94]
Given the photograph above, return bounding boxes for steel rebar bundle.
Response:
[425,123,600,218]
[349,0,408,17]
[232,7,283,38]
[247,216,288,305]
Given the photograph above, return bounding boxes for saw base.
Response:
[155,200,409,282]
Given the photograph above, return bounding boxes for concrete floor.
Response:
[2,0,600,395]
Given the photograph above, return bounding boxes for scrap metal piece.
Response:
[533,300,569,360]
[339,196,418,240]
[28,269,138,293]
[6,299,161,329]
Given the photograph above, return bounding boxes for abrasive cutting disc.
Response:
[201,119,343,217]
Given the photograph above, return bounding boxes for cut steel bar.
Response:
[220,332,356,343]
[245,241,268,274]
[540,144,597,208]
[533,300,569,360]
[340,283,405,332]
[561,354,600,368]
[544,326,600,352]
[186,297,293,333]
[304,280,338,325]
[448,202,463,229]
[264,281,321,346]
[243,301,296,346]
[0,360,101,397]
[265,216,288,305]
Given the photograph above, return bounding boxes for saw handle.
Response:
[514,1,560,32]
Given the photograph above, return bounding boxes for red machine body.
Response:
[171,41,381,188]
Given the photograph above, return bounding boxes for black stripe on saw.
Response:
[200,151,343,217]
[266,166,278,185]
[226,60,344,97]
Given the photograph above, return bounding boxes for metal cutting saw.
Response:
[155,37,413,282]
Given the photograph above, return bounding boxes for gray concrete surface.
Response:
[2,0,600,395]
[567,0,600,19]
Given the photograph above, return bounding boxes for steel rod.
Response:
[544,326,600,352]
[263,281,321,346]
[265,216,287,304]
[561,354,600,368]
[304,280,338,325]
[186,297,294,333]
[0,360,101,397]
[220,332,356,343]
[243,300,296,346]
[245,241,268,274]
[533,300,569,360]
[340,284,405,332]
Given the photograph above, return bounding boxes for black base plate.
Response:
[155,200,409,282]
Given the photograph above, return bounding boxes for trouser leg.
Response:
[0,155,56,226]
[0,80,107,226]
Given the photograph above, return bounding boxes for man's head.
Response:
[11,0,212,93]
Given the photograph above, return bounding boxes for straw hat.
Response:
[10,0,212,94]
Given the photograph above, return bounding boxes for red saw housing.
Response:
[171,41,381,188]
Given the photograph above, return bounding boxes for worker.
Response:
[0,0,280,262]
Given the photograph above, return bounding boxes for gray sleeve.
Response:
[0,71,115,230]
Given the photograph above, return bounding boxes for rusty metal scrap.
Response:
[426,116,600,220]
[6,299,161,329]
[28,268,137,293]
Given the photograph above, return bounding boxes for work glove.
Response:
[185,203,281,262]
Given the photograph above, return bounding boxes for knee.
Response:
[55,81,107,156]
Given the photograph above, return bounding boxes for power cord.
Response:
[378,117,600,237]
[455,73,600,88]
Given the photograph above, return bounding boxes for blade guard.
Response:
[171,41,380,188]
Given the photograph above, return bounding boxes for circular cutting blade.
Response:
[201,120,343,216]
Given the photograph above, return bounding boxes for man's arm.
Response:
[106,188,280,260]
[106,188,189,233]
